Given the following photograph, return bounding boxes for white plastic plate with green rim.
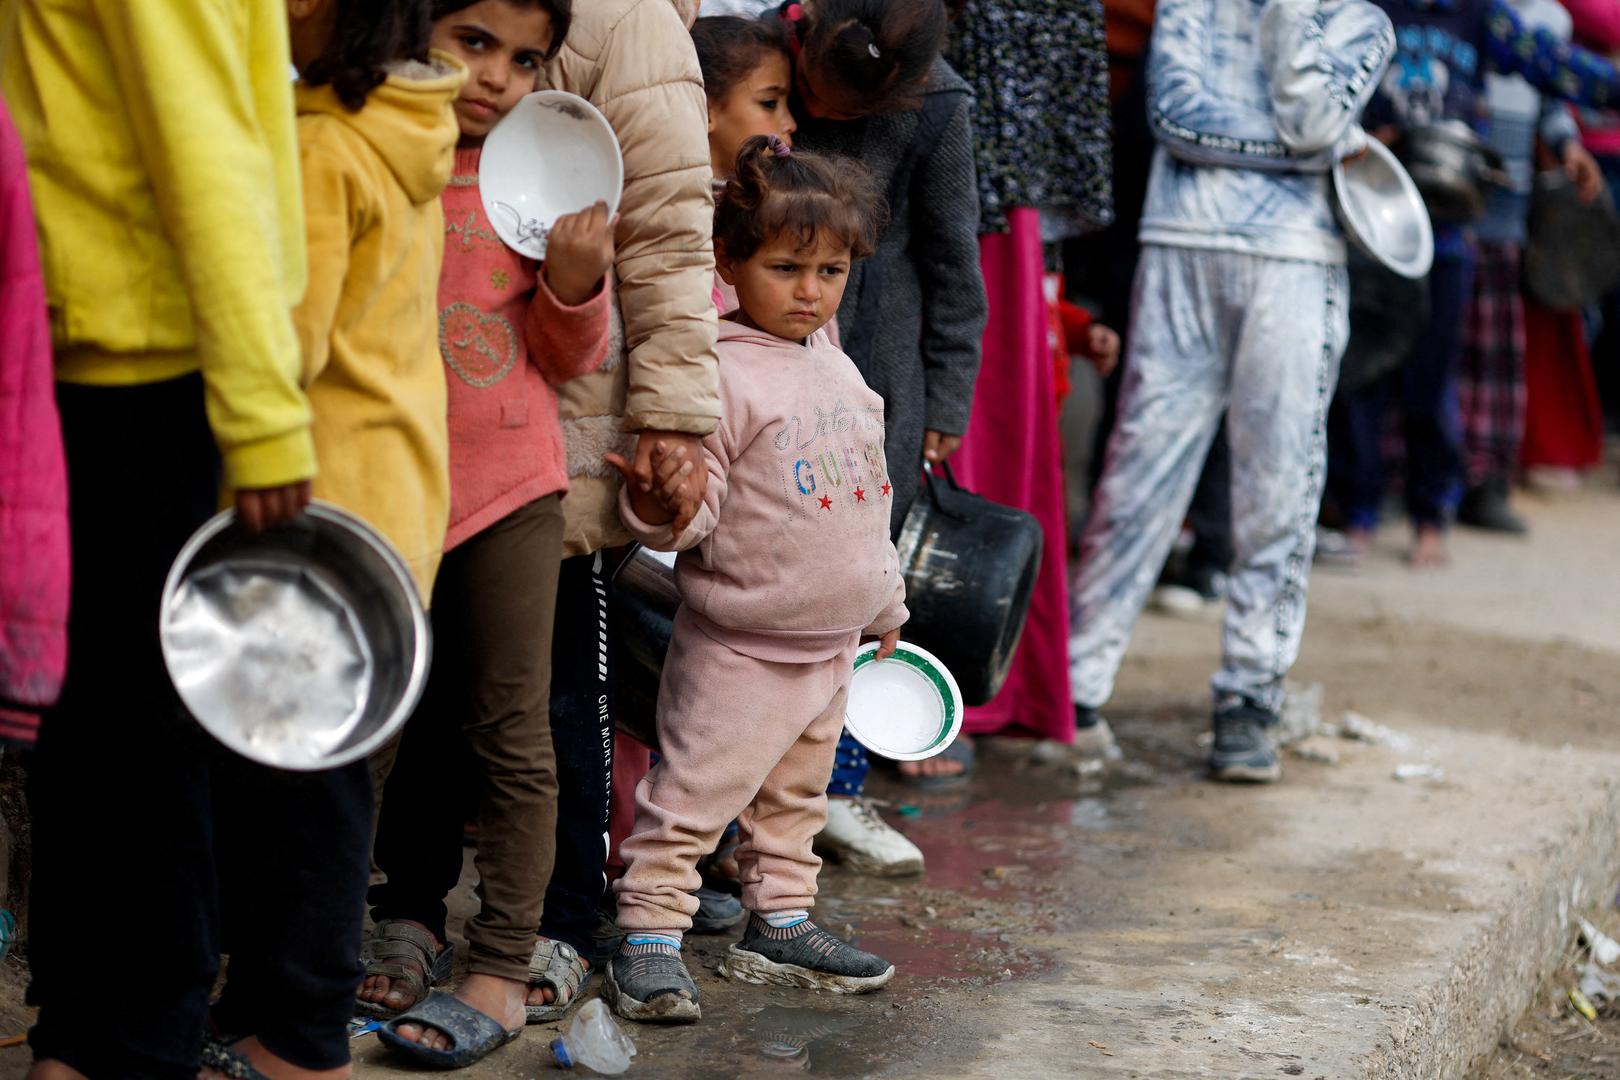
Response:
[844,641,964,761]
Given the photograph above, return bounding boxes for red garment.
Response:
[440,145,612,550]
[954,210,1073,743]
[1521,296,1605,469]
[0,98,69,744]
[1051,273,1097,402]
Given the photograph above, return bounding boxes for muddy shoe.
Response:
[1208,701,1281,783]
[816,797,924,877]
[1073,706,1124,764]
[605,939,701,1024]
[720,915,895,993]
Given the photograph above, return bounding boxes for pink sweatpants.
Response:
[615,607,857,933]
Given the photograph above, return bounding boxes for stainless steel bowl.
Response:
[1333,137,1434,281]
[160,501,429,770]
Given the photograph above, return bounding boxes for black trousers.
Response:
[29,375,369,1075]
[537,553,617,957]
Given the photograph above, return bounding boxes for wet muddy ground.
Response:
[0,482,1615,1076]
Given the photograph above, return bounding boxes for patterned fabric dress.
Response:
[947,0,1114,238]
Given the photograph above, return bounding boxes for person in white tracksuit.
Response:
[1068,0,1395,782]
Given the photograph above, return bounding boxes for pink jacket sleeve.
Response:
[526,271,612,387]
[0,99,69,744]
[1565,0,1620,52]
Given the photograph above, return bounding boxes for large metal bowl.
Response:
[1332,137,1434,281]
[160,501,429,770]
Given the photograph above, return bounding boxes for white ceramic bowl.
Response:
[479,90,623,260]
[844,641,964,761]
[1333,138,1434,281]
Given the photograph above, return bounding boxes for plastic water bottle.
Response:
[551,999,637,1074]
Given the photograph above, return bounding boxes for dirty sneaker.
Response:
[1073,705,1124,764]
[815,797,924,877]
[692,887,745,934]
[721,914,894,993]
[1208,700,1281,783]
[605,937,701,1024]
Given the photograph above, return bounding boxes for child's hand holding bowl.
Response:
[542,200,616,306]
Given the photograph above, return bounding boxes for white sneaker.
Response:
[816,798,924,877]
[1072,717,1124,763]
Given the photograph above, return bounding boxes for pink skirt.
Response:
[951,208,1073,743]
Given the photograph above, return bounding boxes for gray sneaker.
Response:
[605,940,701,1024]
[720,915,894,993]
[692,887,745,934]
[1208,701,1281,783]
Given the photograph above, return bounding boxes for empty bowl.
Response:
[480,90,623,260]
[160,502,429,770]
[1333,138,1434,281]
[843,641,964,761]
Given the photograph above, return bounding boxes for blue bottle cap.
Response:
[551,1037,573,1069]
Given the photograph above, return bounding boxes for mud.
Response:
[0,487,1614,1076]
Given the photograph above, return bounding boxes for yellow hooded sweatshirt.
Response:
[0,0,315,491]
[294,57,464,601]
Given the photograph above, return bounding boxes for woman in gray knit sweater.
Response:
[785,0,988,533]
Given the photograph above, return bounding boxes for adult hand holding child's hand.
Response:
[543,200,616,305]
[607,439,701,536]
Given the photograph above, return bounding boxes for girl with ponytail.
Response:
[599,136,908,1024]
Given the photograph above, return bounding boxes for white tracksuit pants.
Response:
[1069,244,1349,713]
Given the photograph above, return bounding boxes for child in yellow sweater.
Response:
[289,0,465,601]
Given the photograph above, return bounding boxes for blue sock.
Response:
[761,910,810,929]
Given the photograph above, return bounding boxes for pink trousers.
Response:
[614,607,857,932]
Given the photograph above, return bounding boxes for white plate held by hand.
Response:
[844,641,964,761]
[479,90,623,260]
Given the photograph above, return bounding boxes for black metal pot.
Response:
[893,464,1043,707]
[1397,120,1510,225]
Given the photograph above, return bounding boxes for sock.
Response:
[624,931,682,952]
[760,909,810,930]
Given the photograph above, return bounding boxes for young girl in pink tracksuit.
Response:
[601,135,904,1024]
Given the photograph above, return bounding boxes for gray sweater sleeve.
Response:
[912,96,988,436]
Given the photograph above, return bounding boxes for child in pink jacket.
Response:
[0,95,67,744]
[602,136,904,1025]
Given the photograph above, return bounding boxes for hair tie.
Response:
[766,134,793,158]
[784,3,804,21]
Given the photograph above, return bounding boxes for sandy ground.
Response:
[0,473,1614,1076]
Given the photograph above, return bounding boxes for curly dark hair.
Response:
[430,0,572,61]
[793,0,946,115]
[692,15,793,104]
[300,0,434,112]
[714,135,885,264]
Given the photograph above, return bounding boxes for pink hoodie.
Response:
[621,319,907,662]
[0,98,69,744]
